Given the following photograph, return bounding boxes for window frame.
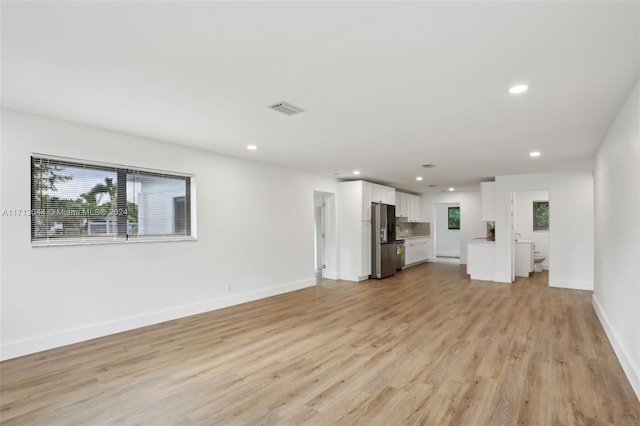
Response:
[30,154,196,246]
[533,200,549,232]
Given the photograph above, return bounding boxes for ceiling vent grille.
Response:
[268,101,305,116]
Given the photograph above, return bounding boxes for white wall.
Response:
[494,171,594,289]
[513,190,549,269]
[421,191,484,264]
[0,109,337,360]
[593,80,640,399]
[435,202,460,257]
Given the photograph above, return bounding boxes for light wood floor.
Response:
[1,263,639,425]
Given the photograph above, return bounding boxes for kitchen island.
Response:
[467,240,495,281]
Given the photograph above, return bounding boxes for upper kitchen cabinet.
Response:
[396,191,422,222]
[396,192,408,219]
[409,194,422,222]
[481,182,496,221]
[370,183,395,205]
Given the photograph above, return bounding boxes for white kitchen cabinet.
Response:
[394,192,402,217]
[338,180,394,281]
[515,240,534,277]
[409,194,421,222]
[395,192,421,222]
[404,237,429,266]
[481,182,496,221]
[371,183,395,205]
[395,192,408,219]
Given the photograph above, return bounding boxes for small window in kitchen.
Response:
[448,207,460,230]
[533,201,549,231]
[31,155,194,245]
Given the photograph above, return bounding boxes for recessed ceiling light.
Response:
[416,176,423,181]
[529,151,541,158]
[247,145,257,150]
[353,170,361,175]
[509,84,529,94]
[449,187,455,191]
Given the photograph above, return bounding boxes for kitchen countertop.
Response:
[398,235,430,240]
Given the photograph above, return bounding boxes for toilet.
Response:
[533,254,545,272]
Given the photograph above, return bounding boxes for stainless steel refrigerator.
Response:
[371,202,397,279]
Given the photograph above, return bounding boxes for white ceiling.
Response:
[2,1,639,194]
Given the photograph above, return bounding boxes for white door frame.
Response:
[314,191,337,280]
[509,189,551,284]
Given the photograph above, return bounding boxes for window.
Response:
[31,155,193,244]
[533,201,549,231]
[448,207,460,230]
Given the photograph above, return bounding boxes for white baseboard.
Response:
[592,295,640,401]
[435,251,460,257]
[0,278,315,361]
[550,279,594,291]
[469,273,496,281]
[493,273,512,283]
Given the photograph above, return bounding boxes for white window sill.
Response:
[32,236,197,247]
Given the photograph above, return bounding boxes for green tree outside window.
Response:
[533,201,549,231]
[448,207,460,230]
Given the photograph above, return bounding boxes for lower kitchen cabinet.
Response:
[405,237,429,266]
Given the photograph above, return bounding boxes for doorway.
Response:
[313,191,337,282]
[511,189,550,282]
[314,193,325,280]
[434,202,461,263]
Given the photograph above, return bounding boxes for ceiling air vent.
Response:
[268,101,305,116]
[421,164,435,168]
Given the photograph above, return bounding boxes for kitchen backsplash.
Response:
[397,222,430,237]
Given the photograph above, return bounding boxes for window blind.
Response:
[31,155,193,244]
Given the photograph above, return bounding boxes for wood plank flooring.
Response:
[1,263,639,425]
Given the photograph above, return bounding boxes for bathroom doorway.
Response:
[511,189,550,282]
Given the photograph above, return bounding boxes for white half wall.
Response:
[593,80,640,399]
[494,172,594,288]
[435,202,460,257]
[421,191,483,264]
[513,190,550,269]
[0,109,337,360]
